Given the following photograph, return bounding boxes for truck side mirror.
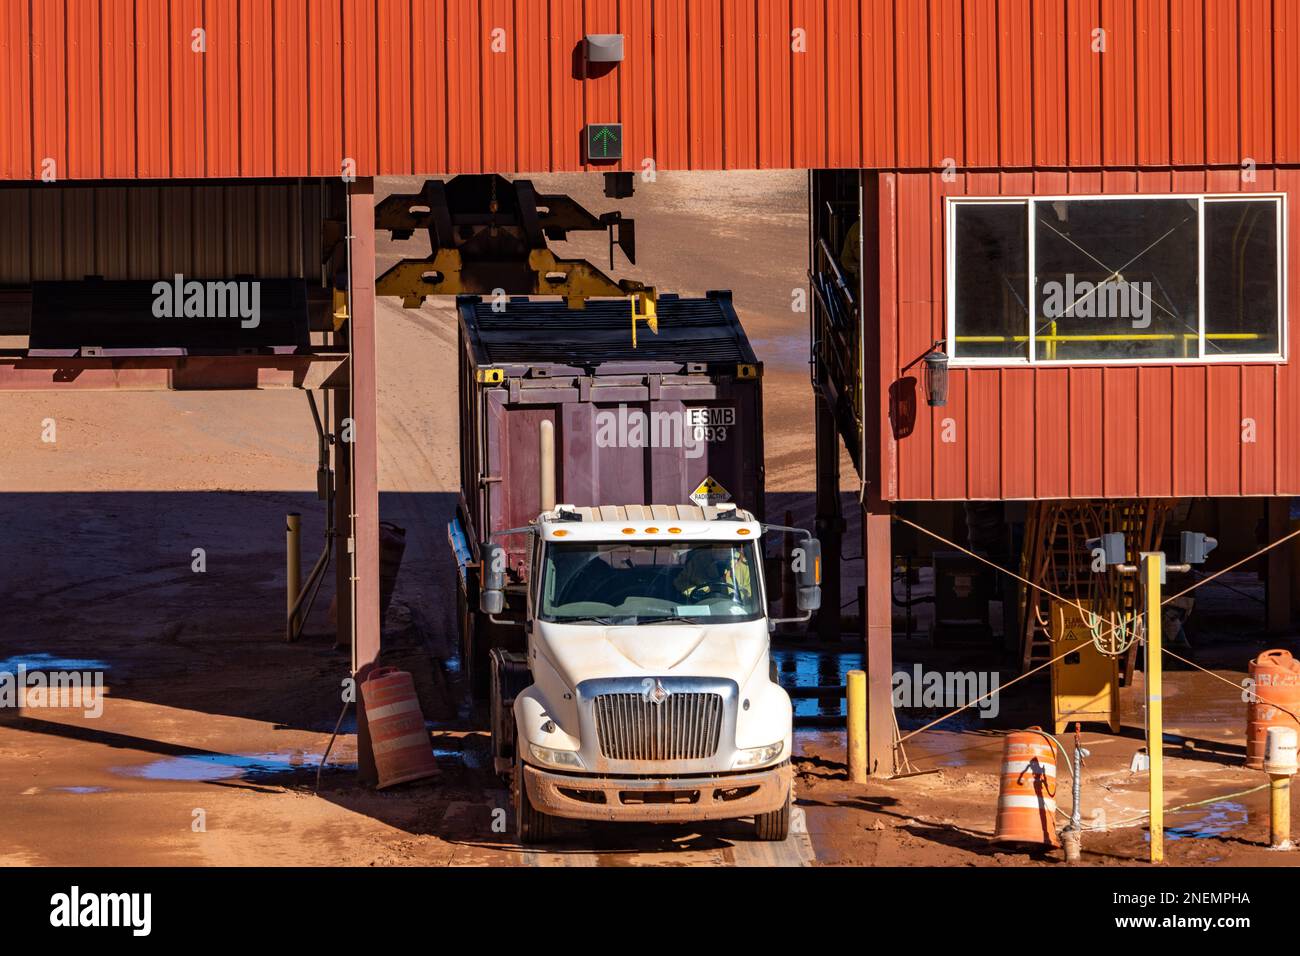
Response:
[797,585,822,612]
[794,537,821,588]
[480,588,505,615]
[480,541,507,615]
[793,537,821,612]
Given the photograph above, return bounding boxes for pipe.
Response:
[847,669,867,784]
[539,419,556,513]
[286,513,302,642]
[1269,775,1292,849]
[288,390,336,643]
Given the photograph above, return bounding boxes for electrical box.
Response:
[1050,599,1120,734]
[930,551,995,646]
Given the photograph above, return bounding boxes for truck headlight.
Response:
[528,744,584,770]
[732,741,784,769]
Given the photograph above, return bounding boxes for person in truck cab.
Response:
[673,546,752,603]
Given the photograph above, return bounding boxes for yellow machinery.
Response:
[1049,599,1121,734]
[374,175,657,344]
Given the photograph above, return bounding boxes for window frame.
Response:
[944,193,1288,367]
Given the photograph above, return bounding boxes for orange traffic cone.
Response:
[995,729,1060,847]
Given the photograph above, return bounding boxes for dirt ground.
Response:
[0,171,1291,867]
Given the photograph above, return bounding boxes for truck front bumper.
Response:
[523,761,793,823]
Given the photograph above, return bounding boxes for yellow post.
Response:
[847,669,868,783]
[286,512,302,642]
[1270,775,1291,849]
[1143,553,1164,864]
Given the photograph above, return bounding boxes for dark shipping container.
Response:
[448,291,765,694]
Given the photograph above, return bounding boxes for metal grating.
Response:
[592,691,723,761]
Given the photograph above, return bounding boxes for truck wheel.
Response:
[754,788,791,842]
[513,756,553,845]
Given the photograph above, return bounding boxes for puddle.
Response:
[51,786,110,794]
[0,653,111,672]
[113,751,356,782]
[1161,801,1249,842]
[773,650,863,718]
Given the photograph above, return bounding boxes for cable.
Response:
[1163,525,1300,605]
[895,646,1077,747]
[315,697,353,792]
[1162,645,1300,724]
[892,514,1136,648]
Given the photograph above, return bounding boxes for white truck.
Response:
[479,503,821,844]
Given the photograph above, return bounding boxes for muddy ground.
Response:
[0,171,1294,867]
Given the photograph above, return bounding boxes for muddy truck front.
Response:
[479,504,820,844]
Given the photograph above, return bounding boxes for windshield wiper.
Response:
[556,615,627,625]
[635,613,698,625]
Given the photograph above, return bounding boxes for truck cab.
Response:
[480,503,820,844]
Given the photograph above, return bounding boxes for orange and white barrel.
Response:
[1247,650,1300,770]
[994,730,1060,847]
[361,667,437,788]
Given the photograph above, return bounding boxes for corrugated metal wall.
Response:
[2,0,1298,180]
[0,183,324,281]
[870,168,1300,501]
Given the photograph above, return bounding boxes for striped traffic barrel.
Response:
[361,667,437,788]
[1247,650,1300,770]
[994,729,1060,847]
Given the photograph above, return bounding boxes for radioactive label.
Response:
[690,476,731,507]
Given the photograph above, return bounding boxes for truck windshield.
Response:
[539,540,762,624]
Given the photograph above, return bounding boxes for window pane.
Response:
[1204,200,1280,357]
[1034,198,1199,360]
[953,203,1028,359]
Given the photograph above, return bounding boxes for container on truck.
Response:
[449,291,766,697]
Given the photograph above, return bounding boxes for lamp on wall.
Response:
[902,340,950,407]
[922,344,950,407]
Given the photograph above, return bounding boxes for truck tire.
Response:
[490,649,531,776]
[513,755,553,845]
[754,787,791,842]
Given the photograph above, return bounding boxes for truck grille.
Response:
[592,692,724,761]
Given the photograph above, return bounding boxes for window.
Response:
[947,195,1285,364]
[539,540,761,624]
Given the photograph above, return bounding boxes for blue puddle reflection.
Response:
[114,751,356,782]
[0,653,111,672]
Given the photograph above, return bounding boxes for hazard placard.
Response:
[690,476,732,507]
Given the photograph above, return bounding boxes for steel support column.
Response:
[348,178,381,784]
[863,494,893,777]
[1267,497,1292,633]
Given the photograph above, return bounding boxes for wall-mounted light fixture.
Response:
[585,34,624,65]
[902,339,949,407]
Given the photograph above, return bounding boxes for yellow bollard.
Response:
[1264,726,1297,849]
[286,512,302,642]
[1142,553,1164,864]
[847,669,867,783]
[1270,776,1292,849]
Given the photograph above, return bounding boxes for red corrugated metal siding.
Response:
[6,0,1300,179]
[1135,0,1170,166]
[874,168,1300,501]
